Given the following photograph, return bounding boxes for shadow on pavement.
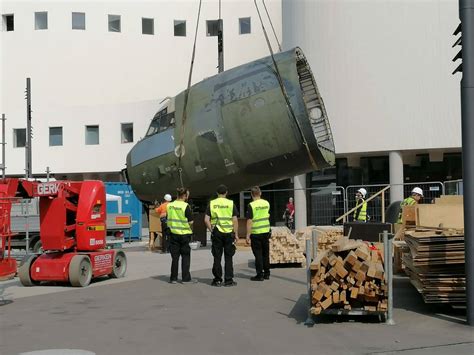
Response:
[393,276,466,325]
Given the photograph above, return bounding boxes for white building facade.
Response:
[282,0,463,206]
[0,0,282,179]
[1,0,464,204]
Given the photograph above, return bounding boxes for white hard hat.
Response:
[411,187,423,197]
[357,188,367,198]
[164,194,172,202]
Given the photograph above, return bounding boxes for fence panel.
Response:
[259,186,346,228]
[346,181,444,223]
[444,179,463,195]
[401,181,445,203]
[345,184,389,223]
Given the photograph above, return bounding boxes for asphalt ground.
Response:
[0,247,473,355]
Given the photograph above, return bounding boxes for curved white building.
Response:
[282,0,463,203]
[0,0,282,179]
[1,0,463,200]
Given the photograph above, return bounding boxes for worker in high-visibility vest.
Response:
[397,187,423,223]
[204,184,239,287]
[353,188,368,222]
[246,186,271,281]
[154,193,172,253]
[166,187,197,284]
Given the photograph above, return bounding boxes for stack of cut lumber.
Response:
[270,227,305,265]
[310,237,387,314]
[403,227,465,304]
[295,226,343,252]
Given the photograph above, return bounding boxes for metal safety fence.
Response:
[258,186,346,228]
[345,181,445,223]
[444,179,463,195]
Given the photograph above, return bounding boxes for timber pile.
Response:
[270,227,305,265]
[295,226,343,252]
[403,227,465,304]
[310,237,387,314]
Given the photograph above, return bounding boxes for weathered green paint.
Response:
[126,47,335,202]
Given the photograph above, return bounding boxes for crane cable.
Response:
[177,0,203,188]
[262,0,282,52]
[253,0,318,170]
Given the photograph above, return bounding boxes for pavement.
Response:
[0,244,473,355]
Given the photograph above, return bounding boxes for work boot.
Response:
[182,279,198,284]
[224,280,237,287]
[250,275,264,281]
[211,280,222,287]
[263,274,270,280]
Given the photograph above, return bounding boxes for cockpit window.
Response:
[146,108,176,137]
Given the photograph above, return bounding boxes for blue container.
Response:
[105,182,143,241]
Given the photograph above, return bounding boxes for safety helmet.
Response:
[164,194,172,202]
[357,188,367,198]
[411,187,423,197]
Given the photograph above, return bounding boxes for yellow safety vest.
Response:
[353,199,367,222]
[210,197,234,233]
[166,200,192,235]
[397,196,417,224]
[250,199,270,234]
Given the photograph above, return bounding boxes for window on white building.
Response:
[239,17,251,35]
[49,127,63,146]
[142,18,154,35]
[85,125,99,145]
[108,15,121,32]
[13,129,26,148]
[174,20,186,37]
[35,12,48,30]
[206,20,219,37]
[2,14,14,31]
[72,12,85,30]
[121,123,133,143]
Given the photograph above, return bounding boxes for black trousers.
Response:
[211,229,236,282]
[250,233,271,277]
[169,233,192,282]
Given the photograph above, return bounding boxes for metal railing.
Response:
[259,186,346,227]
[255,181,447,227]
[444,179,463,195]
[345,181,445,222]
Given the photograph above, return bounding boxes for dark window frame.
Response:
[239,17,251,35]
[3,14,14,31]
[174,20,186,37]
[85,125,100,145]
[13,128,26,148]
[72,12,86,30]
[121,123,134,143]
[142,17,154,35]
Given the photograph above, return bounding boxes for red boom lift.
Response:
[0,179,18,280]
[0,178,127,287]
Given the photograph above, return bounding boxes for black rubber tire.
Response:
[18,255,39,287]
[32,239,43,254]
[69,255,92,287]
[109,250,127,279]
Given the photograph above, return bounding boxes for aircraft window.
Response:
[146,109,175,137]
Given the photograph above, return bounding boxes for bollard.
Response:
[311,229,318,260]
[383,230,395,325]
[304,238,315,326]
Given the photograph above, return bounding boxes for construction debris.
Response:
[270,227,305,265]
[310,238,387,314]
[403,227,465,304]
